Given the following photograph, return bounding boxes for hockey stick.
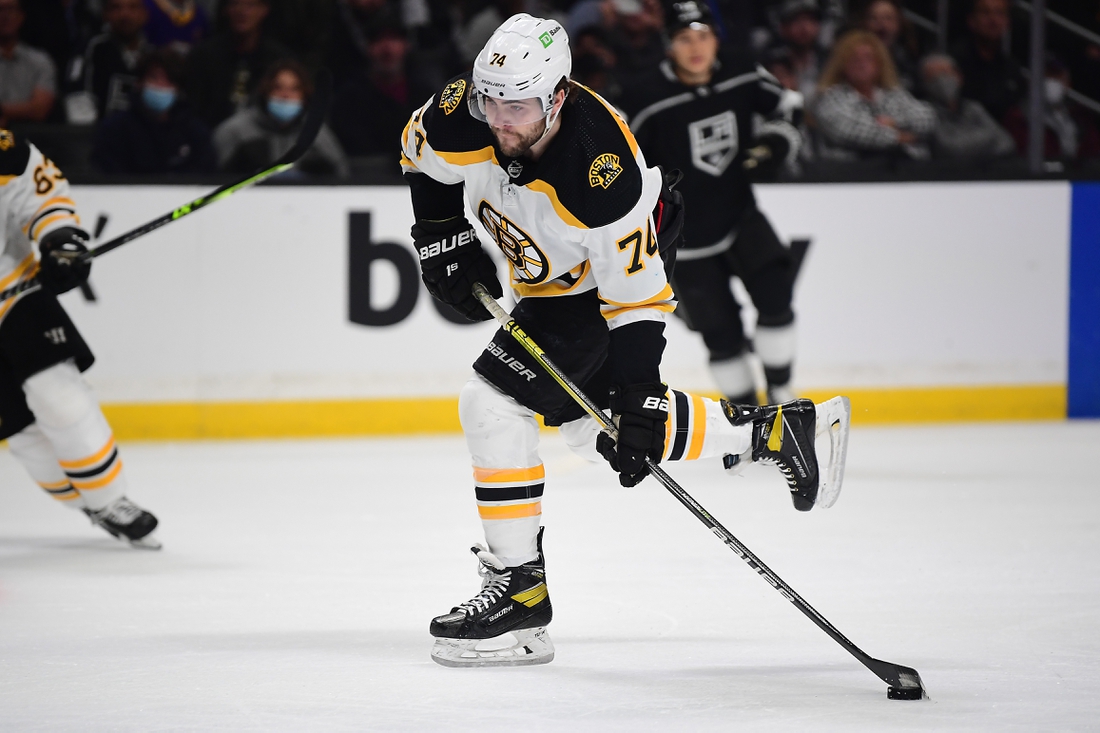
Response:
[471,282,926,700]
[0,71,333,304]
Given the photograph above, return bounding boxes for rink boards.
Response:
[56,180,1094,439]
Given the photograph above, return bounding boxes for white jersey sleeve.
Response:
[0,132,82,311]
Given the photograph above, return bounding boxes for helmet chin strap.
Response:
[535,97,563,145]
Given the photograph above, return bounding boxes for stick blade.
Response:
[867,657,927,700]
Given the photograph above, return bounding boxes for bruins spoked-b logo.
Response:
[588,153,622,189]
[438,79,466,116]
[478,201,549,284]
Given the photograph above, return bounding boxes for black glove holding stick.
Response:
[414,217,502,321]
[596,320,669,487]
[37,227,92,295]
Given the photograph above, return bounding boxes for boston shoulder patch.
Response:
[588,153,622,189]
[438,79,467,116]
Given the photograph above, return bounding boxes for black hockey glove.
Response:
[37,227,92,295]
[742,133,791,176]
[596,382,669,487]
[413,218,502,322]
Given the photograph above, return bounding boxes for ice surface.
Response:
[3,422,1099,731]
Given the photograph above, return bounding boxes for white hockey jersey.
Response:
[400,76,674,330]
[0,130,82,322]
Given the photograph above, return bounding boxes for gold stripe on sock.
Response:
[686,393,707,460]
[70,459,122,490]
[477,502,541,520]
[58,436,116,470]
[473,465,545,485]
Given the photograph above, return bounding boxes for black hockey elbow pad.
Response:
[38,227,92,295]
[413,218,502,321]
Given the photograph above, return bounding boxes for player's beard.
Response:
[490,118,547,158]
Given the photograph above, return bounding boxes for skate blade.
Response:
[430,627,554,668]
[815,396,851,509]
[127,532,162,550]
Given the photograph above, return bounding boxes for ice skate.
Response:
[85,497,161,549]
[430,529,553,668]
[723,396,850,511]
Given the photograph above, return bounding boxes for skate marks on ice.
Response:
[2,425,1100,730]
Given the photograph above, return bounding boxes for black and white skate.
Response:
[723,397,850,511]
[430,529,553,667]
[84,497,161,550]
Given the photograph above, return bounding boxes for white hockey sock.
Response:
[22,362,127,512]
[460,374,542,567]
[662,389,751,461]
[6,424,85,509]
[709,353,757,399]
[559,389,752,464]
[755,321,797,382]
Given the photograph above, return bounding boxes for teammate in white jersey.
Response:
[399,14,849,667]
[0,130,159,549]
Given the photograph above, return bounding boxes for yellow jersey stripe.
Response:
[524,180,587,230]
[600,301,676,321]
[37,478,71,490]
[32,196,77,217]
[436,147,496,167]
[600,283,675,309]
[477,501,542,520]
[511,261,591,298]
[30,211,80,241]
[58,436,116,470]
[575,82,640,158]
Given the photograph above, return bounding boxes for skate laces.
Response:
[458,567,511,615]
[452,545,512,616]
[96,497,142,525]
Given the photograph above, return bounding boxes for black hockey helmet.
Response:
[666,1,717,37]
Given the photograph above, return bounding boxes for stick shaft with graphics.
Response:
[0,71,332,304]
[471,282,926,698]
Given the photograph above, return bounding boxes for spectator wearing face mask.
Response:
[186,0,291,128]
[813,30,936,160]
[0,0,56,126]
[213,59,348,177]
[920,53,1014,160]
[1003,55,1100,162]
[91,48,216,174]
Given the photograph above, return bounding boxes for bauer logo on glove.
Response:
[417,227,478,260]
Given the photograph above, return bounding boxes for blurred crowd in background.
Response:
[1,0,1097,180]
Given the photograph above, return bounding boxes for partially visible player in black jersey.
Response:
[620,1,805,405]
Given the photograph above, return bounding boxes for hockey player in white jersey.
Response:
[0,130,159,549]
[399,14,849,667]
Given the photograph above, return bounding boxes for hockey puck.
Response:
[887,686,924,700]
